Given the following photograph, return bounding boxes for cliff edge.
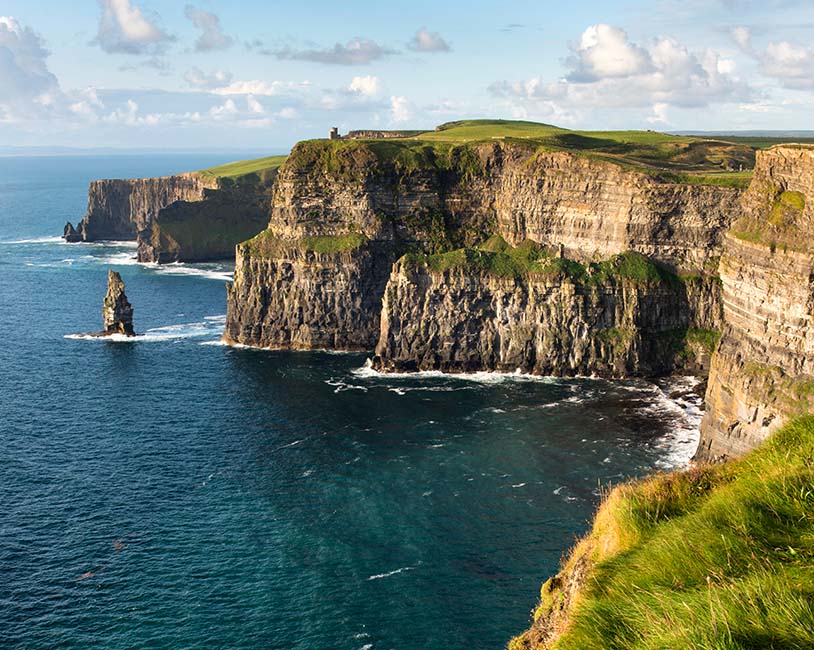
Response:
[224,135,740,377]
[696,145,814,461]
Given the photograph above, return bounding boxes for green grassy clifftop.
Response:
[510,416,814,650]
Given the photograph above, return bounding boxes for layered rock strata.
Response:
[373,256,718,376]
[66,173,218,242]
[225,139,735,369]
[102,269,134,336]
[137,186,271,264]
[696,145,814,461]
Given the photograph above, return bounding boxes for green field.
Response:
[204,121,814,189]
[199,154,287,182]
[511,416,814,650]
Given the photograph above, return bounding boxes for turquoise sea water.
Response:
[0,155,702,649]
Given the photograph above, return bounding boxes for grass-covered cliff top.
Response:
[400,235,679,286]
[283,120,765,188]
[199,154,287,185]
[510,415,814,650]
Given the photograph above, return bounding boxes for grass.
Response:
[686,328,722,354]
[243,229,367,257]
[401,235,678,286]
[510,416,814,650]
[731,188,807,251]
[286,119,759,187]
[199,155,287,183]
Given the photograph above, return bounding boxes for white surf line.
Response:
[367,564,420,581]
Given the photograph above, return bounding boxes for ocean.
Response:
[0,154,702,649]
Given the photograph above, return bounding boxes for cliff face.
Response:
[696,146,814,461]
[485,151,739,272]
[225,139,736,363]
[373,257,718,376]
[224,234,394,350]
[137,185,271,264]
[72,173,217,241]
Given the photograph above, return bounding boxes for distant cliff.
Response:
[64,164,281,263]
[70,173,218,242]
[137,185,272,264]
[225,138,736,378]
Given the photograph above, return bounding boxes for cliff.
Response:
[70,173,218,241]
[65,155,285,263]
[695,145,814,461]
[373,246,719,376]
[137,185,272,264]
[225,137,738,369]
[224,232,394,350]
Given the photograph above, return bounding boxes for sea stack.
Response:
[63,222,81,242]
[102,270,135,336]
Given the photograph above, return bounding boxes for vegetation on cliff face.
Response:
[732,180,808,250]
[510,416,814,650]
[401,235,679,287]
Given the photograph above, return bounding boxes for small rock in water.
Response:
[63,221,81,243]
[102,269,135,336]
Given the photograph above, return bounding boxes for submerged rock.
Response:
[63,221,81,242]
[102,270,135,336]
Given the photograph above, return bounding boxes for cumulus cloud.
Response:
[733,27,814,89]
[390,95,412,122]
[183,67,233,89]
[246,95,264,114]
[407,28,450,52]
[0,16,62,119]
[730,25,752,51]
[489,24,752,119]
[91,0,173,55]
[271,38,395,65]
[347,75,381,96]
[566,24,651,81]
[184,5,233,52]
[212,79,311,96]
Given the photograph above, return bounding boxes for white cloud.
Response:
[731,25,752,51]
[184,5,233,52]
[759,40,814,88]
[567,24,651,80]
[272,38,395,65]
[348,75,381,96]
[490,24,753,118]
[209,98,238,119]
[731,26,814,89]
[0,16,62,119]
[92,0,173,55]
[407,28,450,53]
[647,102,669,123]
[183,67,232,89]
[212,79,311,96]
[390,95,412,122]
[246,95,264,114]
[277,106,299,119]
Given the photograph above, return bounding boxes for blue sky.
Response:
[2,0,814,151]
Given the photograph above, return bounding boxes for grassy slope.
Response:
[199,154,287,181]
[511,416,814,650]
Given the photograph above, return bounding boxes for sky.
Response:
[2,0,814,151]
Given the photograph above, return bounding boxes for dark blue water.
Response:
[0,155,702,650]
